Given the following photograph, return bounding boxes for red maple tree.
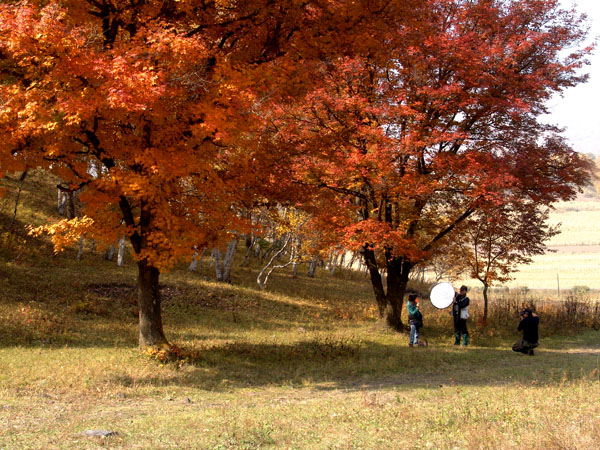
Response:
[278,0,594,329]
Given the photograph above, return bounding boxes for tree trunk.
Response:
[362,247,387,318]
[241,234,255,267]
[307,255,318,278]
[120,198,169,349]
[137,261,169,349]
[329,251,338,275]
[189,250,199,271]
[385,256,411,331]
[213,248,224,281]
[57,180,67,215]
[77,237,84,261]
[483,280,489,322]
[65,191,77,219]
[117,236,126,266]
[105,245,115,261]
[347,251,358,269]
[292,238,301,278]
[8,170,27,232]
[221,238,238,283]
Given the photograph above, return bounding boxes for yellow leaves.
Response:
[271,207,310,237]
[42,121,58,131]
[29,216,95,254]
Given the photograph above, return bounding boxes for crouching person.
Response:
[512,308,539,356]
[407,293,423,347]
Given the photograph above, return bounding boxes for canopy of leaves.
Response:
[271,0,594,264]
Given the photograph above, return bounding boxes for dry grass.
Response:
[495,196,600,289]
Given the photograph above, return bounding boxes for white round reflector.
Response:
[430,282,455,309]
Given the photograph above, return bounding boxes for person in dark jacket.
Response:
[407,293,423,347]
[452,285,470,346]
[512,308,539,355]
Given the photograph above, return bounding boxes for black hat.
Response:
[520,308,532,316]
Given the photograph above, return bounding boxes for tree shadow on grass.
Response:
[106,339,600,393]
[0,272,374,348]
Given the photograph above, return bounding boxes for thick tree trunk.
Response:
[137,261,169,349]
[385,256,411,331]
[362,247,387,318]
[65,191,77,219]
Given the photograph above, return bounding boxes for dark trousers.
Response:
[512,339,538,354]
[454,318,468,335]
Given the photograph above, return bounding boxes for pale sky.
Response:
[548,0,600,155]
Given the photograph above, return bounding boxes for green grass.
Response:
[0,171,599,449]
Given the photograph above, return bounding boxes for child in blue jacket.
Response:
[407,293,423,347]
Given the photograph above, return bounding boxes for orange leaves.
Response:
[0,0,595,277]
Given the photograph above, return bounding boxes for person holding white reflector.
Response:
[452,286,470,346]
[429,282,470,346]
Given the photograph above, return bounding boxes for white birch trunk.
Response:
[117,236,126,266]
[329,252,339,275]
[189,250,199,271]
[257,235,292,289]
[214,248,224,281]
[221,239,238,283]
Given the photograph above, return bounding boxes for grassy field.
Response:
[460,194,600,290]
[0,171,599,449]
[1,253,599,450]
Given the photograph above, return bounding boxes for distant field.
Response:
[496,195,600,290]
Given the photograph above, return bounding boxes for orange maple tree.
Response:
[0,0,419,347]
[458,199,560,321]
[276,0,594,329]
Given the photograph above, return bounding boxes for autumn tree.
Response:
[278,0,594,329]
[0,1,421,347]
[459,201,558,321]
